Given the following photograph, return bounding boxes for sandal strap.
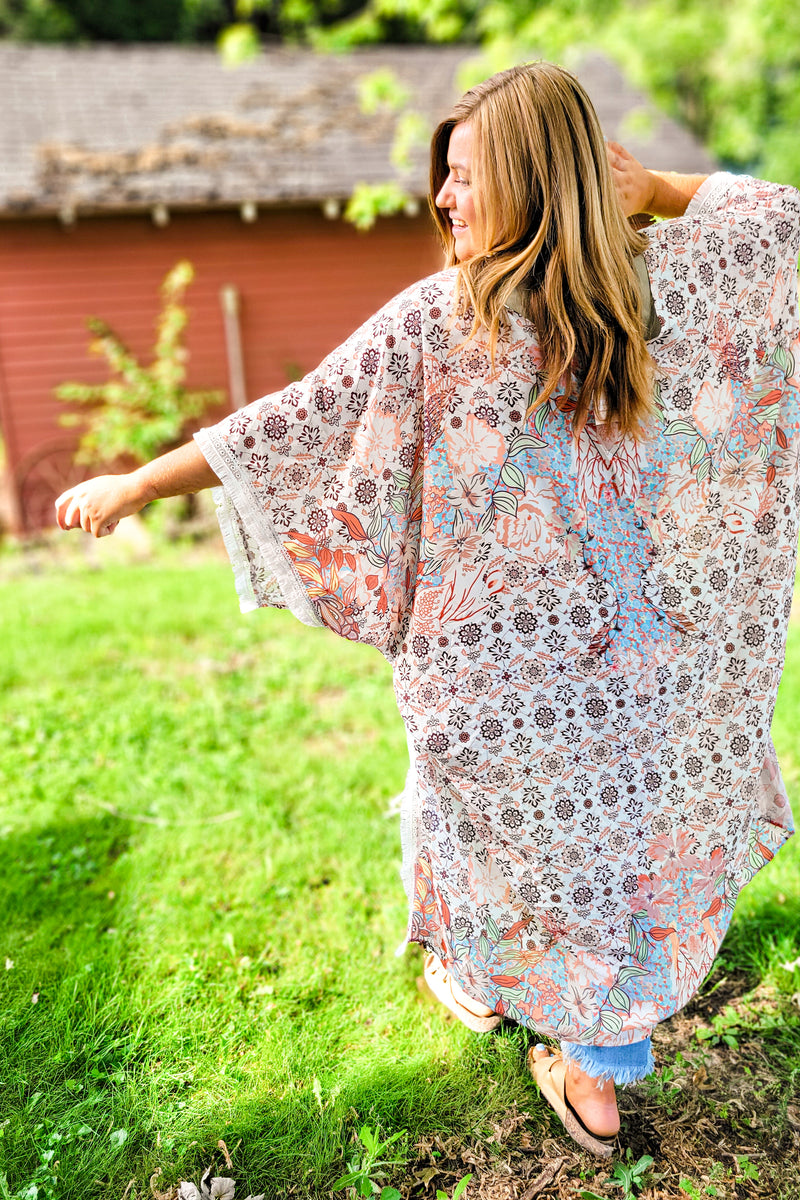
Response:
[548,1059,615,1146]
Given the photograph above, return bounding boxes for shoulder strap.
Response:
[506,255,660,341]
[633,254,661,341]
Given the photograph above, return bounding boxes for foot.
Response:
[530,1045,620,1139]
[442,964,495,1019]
[423,953,501,1031]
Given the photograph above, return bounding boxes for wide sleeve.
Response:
[684,172,800,313]
[194,283,425,658]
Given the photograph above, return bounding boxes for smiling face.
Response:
[434,121,479,261]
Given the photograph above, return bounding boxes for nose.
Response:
[435,173,455,211]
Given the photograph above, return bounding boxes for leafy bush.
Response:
[57,260,225,468]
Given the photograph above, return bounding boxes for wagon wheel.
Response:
[15,439,98,534]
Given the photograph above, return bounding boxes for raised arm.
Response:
[606,141,707,220]
[55,439,220,538]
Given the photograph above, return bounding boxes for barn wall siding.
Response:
[0,207,441,530]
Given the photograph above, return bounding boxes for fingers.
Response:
[606,141,637,166]
[606,141,625,171]
[605,142,653,218]
[55,488,80,531]
[56,491,90,533]
[54,480,122,537]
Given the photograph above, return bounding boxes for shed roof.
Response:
[0,43,715,218]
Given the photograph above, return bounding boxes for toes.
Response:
[530,1043,556,1063]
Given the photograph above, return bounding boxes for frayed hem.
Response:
[559,1040,655,1087]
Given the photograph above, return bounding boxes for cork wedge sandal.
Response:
[527,1048,617,1159]
[423,953,501,1033]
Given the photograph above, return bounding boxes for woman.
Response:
[56,63,800,1158]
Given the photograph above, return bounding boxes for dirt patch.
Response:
[402,978,800,1200]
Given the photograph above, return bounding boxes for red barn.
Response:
[0,45,714,532]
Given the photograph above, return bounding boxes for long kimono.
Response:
[195,173,800,1045]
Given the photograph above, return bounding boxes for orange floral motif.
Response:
[352,408,402,474]
[494,476,566,557]
[443,414,505,476]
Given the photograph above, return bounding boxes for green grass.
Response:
[0,548,538,1198]
[0,544,797,1198]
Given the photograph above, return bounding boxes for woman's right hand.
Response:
[55,473,150,538]
[607,142,709,220]
[606,142,655,218]
[55,441,221,537]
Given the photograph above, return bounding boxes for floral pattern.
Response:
[196,174,800,1045]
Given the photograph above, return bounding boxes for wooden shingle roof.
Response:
[0,44,715,218]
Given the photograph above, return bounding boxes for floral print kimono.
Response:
[196,173,800,1047]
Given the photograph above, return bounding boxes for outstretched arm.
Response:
[607,141,708,219]
[55,440,220,538]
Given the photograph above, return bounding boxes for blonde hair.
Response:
[430,62,654,437]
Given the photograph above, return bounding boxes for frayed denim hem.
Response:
[559,1036,655,1086]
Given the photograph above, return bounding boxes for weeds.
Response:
[436,1176,472,1200]
[607,1152,653,1198]
[695,1006,745,1049]
[642,1058,684,1114]
[332,1125,407,1197]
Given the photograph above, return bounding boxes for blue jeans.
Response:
[559,1037,654,1085]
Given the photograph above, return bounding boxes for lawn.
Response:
[0,537,798,1200]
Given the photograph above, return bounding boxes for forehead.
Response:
[447,121,473,167]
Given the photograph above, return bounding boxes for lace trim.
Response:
[394,729,420,956]
[194,428,323,628]
[684,171,737,221]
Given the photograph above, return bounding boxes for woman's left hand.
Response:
[606,141,655,218]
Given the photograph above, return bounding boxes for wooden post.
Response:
[219,284,247,412]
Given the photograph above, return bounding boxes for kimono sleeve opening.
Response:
[194,428,323,625]
[195,283,426,658]
[685,172,800,261]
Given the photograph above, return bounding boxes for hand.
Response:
[606,141,655,219]
[55,472,150,537]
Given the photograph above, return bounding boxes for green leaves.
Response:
[627,919,650,965]
[607,986,631,1013]
[217,22,261,67]
[56,260,225,467]
[508,432,547,455]
[663,419,699,437]
[499,460,526,490]
[356,68,411,115]
[485,914,501,941]
[344,182,409,231]
[772,343,796,379]
[333,1123,407,1197]
[599,1008,623,1034]
[617,963,649,985]
[609,1152,654,1198]
[436,1175,472,1200]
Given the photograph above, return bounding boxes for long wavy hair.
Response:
[430,62,654,437]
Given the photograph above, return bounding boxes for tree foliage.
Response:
[312,0,800,185]
[0,0,369,45]
[57,261,224,466]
